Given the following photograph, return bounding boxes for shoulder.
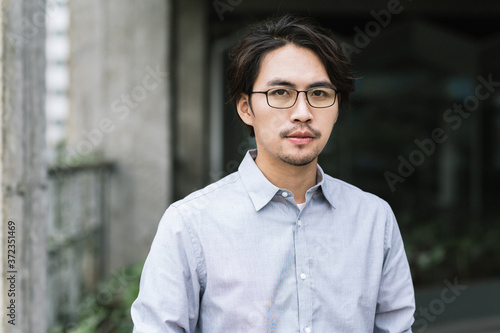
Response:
[155,172,244,236]
[322,174,398,247]
[170,171,244,213]
[322,173,392,212]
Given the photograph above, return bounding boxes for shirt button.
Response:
[300,273,307,280]
[282,192,289,198]
[304,327,312,333]
[297,220,302,226]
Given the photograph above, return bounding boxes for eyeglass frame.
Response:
[249,86,338,109]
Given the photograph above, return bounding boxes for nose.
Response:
[290,91,313,123]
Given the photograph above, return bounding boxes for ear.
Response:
[236,93,254,127]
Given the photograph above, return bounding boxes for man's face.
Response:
[237,44,339,167]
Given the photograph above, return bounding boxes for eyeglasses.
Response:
[250,87,338,109]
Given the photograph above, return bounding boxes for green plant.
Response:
[50,262,143,333]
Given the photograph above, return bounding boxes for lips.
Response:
[286,130,314,145]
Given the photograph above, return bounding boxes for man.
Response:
[132,14,415,332]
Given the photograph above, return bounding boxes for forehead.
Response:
[255,44,330,87]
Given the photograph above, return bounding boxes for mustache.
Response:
[279,124,322,139]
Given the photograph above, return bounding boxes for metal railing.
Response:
[46,162,114,328]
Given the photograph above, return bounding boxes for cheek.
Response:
[320,111,338,127]
[318,112,338,138]
[253,108,285,134]
[256,121,278,143]
[270,112,287,131]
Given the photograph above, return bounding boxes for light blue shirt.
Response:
[132,150,415,332]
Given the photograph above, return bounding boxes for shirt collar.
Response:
[312,163,336,209]
[238,149,336,211]
[238,150,280,211]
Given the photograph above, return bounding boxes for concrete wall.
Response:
[67,0,172,272]
[0,0,47,332]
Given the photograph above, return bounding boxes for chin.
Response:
[278,153,318,167]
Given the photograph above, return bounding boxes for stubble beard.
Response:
[277,125,323,166]
[277,146,321,167]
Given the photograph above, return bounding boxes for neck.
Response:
[255,153,317,204]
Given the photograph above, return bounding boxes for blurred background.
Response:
[1,0,499,332]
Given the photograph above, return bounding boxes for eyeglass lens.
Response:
[266,87,336,108]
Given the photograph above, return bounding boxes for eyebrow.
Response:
[308,81,335,89]
[266,79,334,89]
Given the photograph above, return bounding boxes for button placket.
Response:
[294,210,312,333]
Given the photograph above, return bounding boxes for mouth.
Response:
[286,131,315,145]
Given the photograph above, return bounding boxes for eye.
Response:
[309,88,334,99]
[269,88,291,97]
[311,89,326,97]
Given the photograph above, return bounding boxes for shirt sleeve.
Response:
[131,205,204,333]
[374,202,416,333]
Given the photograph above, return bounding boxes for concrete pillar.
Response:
[67,0,172,271]
[174,0,209,199]
[0,0,47,332]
